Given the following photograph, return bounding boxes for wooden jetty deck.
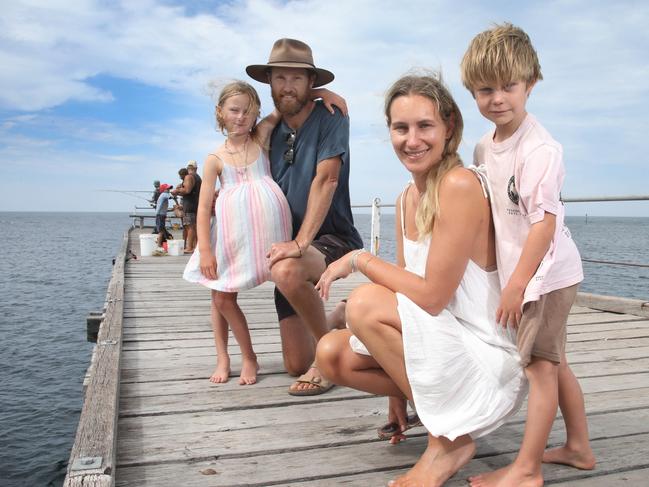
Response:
[65,228,649,486]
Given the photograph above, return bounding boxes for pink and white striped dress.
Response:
[183,150,292,292]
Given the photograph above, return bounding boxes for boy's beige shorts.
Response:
[517,284,579,367]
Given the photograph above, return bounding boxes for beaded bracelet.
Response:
[350,249,366,273]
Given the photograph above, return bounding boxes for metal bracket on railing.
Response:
[99,340,118,346]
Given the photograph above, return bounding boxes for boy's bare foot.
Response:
[389,434,475,487]
[239,356,259,385]
[210,356,231,383]
[469,464,543,487]
[543,445,596,470]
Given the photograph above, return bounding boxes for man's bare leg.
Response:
[543,357,595,469]
[185,224,197,252]
[272,246,328,393]
[279,314,316,377]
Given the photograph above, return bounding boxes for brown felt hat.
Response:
[246,38,334,87]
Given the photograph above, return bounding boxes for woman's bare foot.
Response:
[210,355,231,383]
[469,463,543,487]
[389,434,475,487]
[543,444,596,470]
[239,356,259,385]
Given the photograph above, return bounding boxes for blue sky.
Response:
[1,0,648,216]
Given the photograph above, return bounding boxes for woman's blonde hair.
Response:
[384,72,463,236]
[215,81,261,139]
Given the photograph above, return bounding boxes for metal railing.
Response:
[356,195,649,268]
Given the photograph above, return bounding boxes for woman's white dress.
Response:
[351,178,527,441]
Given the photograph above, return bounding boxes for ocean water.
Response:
[0,213,131,486]
[0,212,647,486]
[361,214,649,300]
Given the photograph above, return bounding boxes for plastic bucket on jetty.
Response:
[139,234,157,256]
[167,239,185,256]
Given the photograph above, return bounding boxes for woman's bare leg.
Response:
[317,329,403,397]
[319,283,476,486]
[390,434,476,487]
[346,283,412,399]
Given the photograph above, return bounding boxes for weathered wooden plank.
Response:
[118,372,649,418]
[116,397,649,468]
[119,345,649,381]
[549,468,649,485]
[568,319,649,334]
[119,381,372,417]
[567,313,647,326]
[64,230,129,486]
[577,292,649,318]
[115,428,649,486]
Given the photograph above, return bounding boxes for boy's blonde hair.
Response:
[215,81,261,137]
[384,72,463,237]
[460,22,543,92]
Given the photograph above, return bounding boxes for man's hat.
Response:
[159,183,171,192]
[187,160,197,168]
[246,38,334,87]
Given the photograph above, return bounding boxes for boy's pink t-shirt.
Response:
[474,114,583,305]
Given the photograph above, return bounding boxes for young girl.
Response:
[184,80,345,385]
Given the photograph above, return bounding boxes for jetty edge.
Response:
[64,229,129,486]
[64,226,649,486]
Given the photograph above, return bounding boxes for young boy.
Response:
[460,23,596,487]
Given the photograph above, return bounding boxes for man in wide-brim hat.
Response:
[248,38,363,396]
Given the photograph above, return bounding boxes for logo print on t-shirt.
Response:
[507,175,519,205]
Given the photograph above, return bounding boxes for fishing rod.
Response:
[97,189,153,202]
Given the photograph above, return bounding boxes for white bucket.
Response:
[167,239,185,256]
[139,234,158,257]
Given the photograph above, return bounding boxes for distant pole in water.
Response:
[585,213,588,224]
[371,198,381,255]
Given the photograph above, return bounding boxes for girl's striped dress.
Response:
[183,150,292,292]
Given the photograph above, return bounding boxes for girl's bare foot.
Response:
[210,356,231,383]
[239,356,259,385]
[469,463,543,487]
[543,445,596,470]
[389,434,475,487]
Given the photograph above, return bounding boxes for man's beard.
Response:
[272,90,309,117]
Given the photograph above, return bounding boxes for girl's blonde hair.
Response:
[215,81,261,139]
[384,73,463,236]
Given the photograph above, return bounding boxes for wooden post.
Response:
[576,292,649,318]
[370,197,381,256]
